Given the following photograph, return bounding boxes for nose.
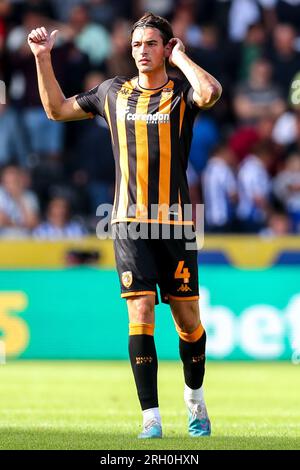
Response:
[140,43,148,54]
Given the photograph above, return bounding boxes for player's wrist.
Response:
[34,50,52,60]
[169,49,186,66]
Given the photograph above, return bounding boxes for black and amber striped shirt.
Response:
[76,76,199,225]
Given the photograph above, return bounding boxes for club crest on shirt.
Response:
[118,88,131,96]
[122,271,133,288]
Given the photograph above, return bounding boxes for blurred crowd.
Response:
[1,0,300,238]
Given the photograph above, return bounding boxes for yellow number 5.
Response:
[0,293,29,356]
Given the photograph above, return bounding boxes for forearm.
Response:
[173,51,222,106]
[35,52,66,120]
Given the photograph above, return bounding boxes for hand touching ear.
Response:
[167,38,185,67]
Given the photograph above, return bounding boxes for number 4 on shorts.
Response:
[175,260,190,284]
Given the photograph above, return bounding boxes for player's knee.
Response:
[173,302,201,333]
[128,296,155,323]
[178,319,200,334]
[136,302,153,323]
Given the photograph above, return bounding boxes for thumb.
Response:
[50,29,58,44]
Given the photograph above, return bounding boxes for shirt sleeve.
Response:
[184,84,197,110]
[182,79,200,113]
[75,78,114,117]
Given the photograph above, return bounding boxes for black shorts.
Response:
[113,222,199,304]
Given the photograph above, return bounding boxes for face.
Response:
[2,167,23,194]
[269,214,290,235]
[48,199,69,226]
[247,24,265,45]
[286,154,300,172]
[251,60,271,85]
[223,147,237,167]
[131,27,170,74]
[69,6,88,31]
[274,25,295,52]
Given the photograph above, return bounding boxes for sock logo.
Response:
[136,356,153,365]
[192,354,205,363]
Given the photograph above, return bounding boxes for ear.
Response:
[164,42,172,58]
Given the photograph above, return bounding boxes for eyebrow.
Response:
[132,39,158,45]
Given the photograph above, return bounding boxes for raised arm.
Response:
[168,38,222,109]
[27,27,90,121]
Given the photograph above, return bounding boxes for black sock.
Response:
[129,334,158,410]
[179,331,206,389]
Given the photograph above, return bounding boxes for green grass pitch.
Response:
[0,361,299,450]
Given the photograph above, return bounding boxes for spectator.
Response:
[6,6,49,54]
[0,102,29,167]
[8,8,64,161]
[56,40,91,99]
[238,22,267,81]
[283,110,300,154]
[228,0,274,42]
[171,2,201,47]
[229,115,283,175]
[33,196,86,239]
[68,4,111,67]
[50,0,86,22]
[203,143,238,232]
[141,0,174,18]
[188,25,227,86]
[105,19,137,78]
[50,0,133,23]
[0,165,39,237]
[237,142,273,232]
[67,71,115,215]
[273,153,300,232]
[267,23,300,97]
[233,58,285,125]
[87,0,117,29]
[189,114,220,175]
[1,0,299,235]
[259,210,291,237]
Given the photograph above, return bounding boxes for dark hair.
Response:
[131,12,173,45]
